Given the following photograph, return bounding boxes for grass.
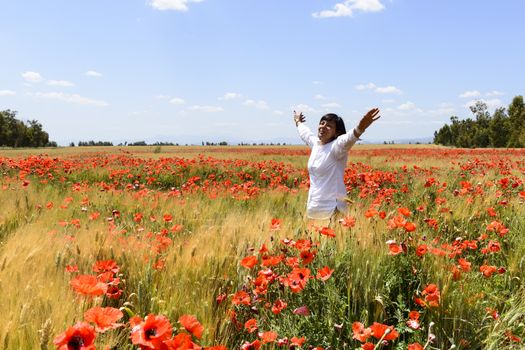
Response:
[1,145,524,349]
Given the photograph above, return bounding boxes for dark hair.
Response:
[320,113,346,138]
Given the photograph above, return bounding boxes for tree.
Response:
[27,120,49,147]
[0,110,54,147]
[488,108,510,147]
[469,101,490,147]
[433,124,453,146]
[506,96,525,147]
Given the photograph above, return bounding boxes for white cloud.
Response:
[0,90,16,96]
[219,92,242,100]
[486,90,504,97]
[375,85,402,94]
[322,102,342,108]
[356,82,401,94]
[465,98,502,110]
[22,71,43,83]
[34,92,108,106]
[187,105,224,112]
[397,101,416,111]
[47,80,75,87]
[148,0,203,11]
[427,106,456,116]
[355,82,376,90]
[314,94,326,100]
[292,104,317,113]
[459,90,480,98]
[169,97,185,105]
[156,95,171,99]
[85,70,102,77]
[313,0,385,18]
[273,110,285,115]
[243,99,269,110]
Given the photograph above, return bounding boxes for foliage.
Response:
[0,109,54,147]
[0,146,524,349]
[77,141,114,146]
[433,96,524,148]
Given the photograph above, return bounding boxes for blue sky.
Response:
[1,0,524,145]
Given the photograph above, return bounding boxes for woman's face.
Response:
[318,119,337,144]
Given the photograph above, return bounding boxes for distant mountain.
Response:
[362,136,434,145]
[59,135,434,147]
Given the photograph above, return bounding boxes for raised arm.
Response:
[332,108,381,158]
[294,111,316,148]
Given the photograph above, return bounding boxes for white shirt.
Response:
[297,123,360,219]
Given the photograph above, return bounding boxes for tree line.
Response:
[0,110,56,147]
[433,95,525,148]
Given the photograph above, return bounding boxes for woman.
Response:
[294,108,380,220]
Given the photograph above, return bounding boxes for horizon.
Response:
[1,1,524,146]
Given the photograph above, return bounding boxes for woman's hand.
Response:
[357,108,380,133]
[293,110,306,126]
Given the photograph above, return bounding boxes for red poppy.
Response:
[241,339,261,350]
[486,307,499,320]
[398,207,411,217]
[284,267,311,293]
[352,322,372,342]
[387,241,403,255]
[364,207,378,218]
[70,274,108,297]
[53,322,96,350]
[290,336,305,347]
[244,319,258,333]
[65,264,79,273]
[261,255,283,267]
[83,307,123,333]
[480,264,497,277]
[270,218,282,231]
[406,311,420,330]
[170,224,184,233]
[404,221,416,232]
[416,245,428,257]
[487,240,501,253]
[422,284,440,307]
[93,259,119,274]
[320,227,335,238]
[316,266,334,281]
[361,343,374,350]
[134,212,144,223]
[408,343,424,350]
[505,330,522,343]
[232,291,251,306]
[259,331,278,343]
[300,250,316,265]
[271,299,287,314]
[163,332,201,350]
[216,293,227,304]
[179,314,204,339]
[370,322,399,341]
[339,216,356,228]
[240,256,258,269]
[458,258,471,272]
[89,212,100,220]
[131,314,173,350]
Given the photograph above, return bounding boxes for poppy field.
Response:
[1,145,524,350]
